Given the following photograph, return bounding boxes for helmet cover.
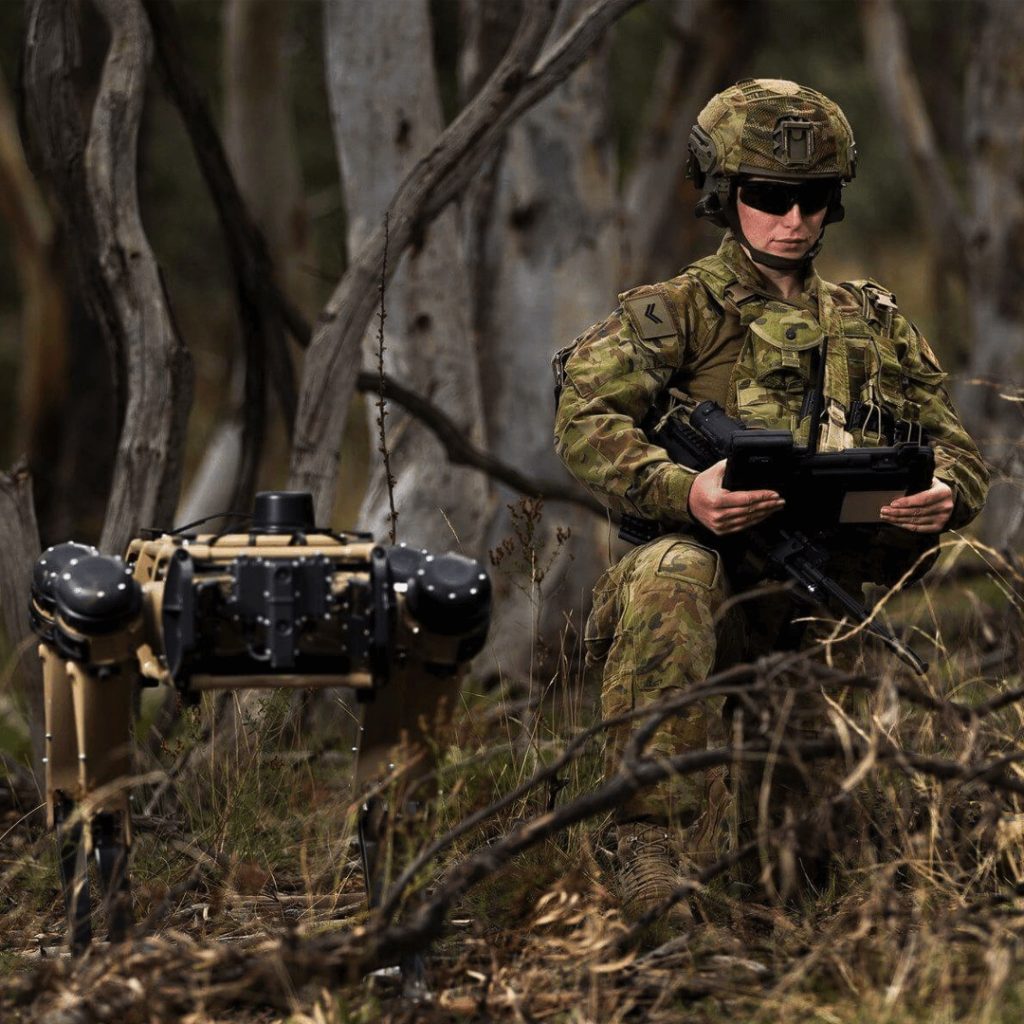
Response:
[689,78,857,186]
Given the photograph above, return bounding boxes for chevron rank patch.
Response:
[621,289,676,341]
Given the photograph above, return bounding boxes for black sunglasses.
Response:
[736,179,836,216]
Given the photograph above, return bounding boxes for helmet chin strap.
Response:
[723,203,825,272]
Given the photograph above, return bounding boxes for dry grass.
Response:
[2,536,1023,1023]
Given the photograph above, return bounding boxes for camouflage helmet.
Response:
[688,79,857,229]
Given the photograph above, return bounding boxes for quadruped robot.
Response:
[30,491,491,951]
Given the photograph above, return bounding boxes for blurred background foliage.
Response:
[0,0,980,539]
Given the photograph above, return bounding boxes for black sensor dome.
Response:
[252,491,316,534]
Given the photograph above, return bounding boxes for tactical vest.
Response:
[668,252,927,450]
[608,254,942,586]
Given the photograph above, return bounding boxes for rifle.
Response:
[621,401,930,675]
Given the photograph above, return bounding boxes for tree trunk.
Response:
[23,0,193,556]
[469,0,615,689]
[621,0,753,285]
[0,63,70,541]
[174,407,243,526]
[176,0,311,523]
[0,464,44,794]
[860,0,967,271]
[960,0,1024,548]
[224,0,312,313]
[324,0,488,553]
[88,0,192,553]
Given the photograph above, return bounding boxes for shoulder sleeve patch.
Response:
[915,333,946,374]
[618,286,678,341]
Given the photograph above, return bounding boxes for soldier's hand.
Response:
[687,460,785,536]
[880,479,954,533]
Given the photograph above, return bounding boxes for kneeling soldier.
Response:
[553,80,988,926]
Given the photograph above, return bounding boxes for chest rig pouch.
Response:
[685,261,929,449]
[839,281,934,446]
[680,261,840,444]
[733,303,824,437]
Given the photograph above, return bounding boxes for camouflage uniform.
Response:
[555,229,988,832]
[554,80,988,922]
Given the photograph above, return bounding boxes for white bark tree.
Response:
[960,0,1024,548]
[324,0,488,552]
[468,0,618,686]
[862,0,1024,548]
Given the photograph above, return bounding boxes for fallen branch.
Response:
[13,669,1024,1017]
[382,641,1024,923]
[379,658,774,921]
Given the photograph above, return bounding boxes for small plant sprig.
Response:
[489,496,571,589]
[375,211,398,544]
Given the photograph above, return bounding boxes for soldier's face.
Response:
[736,180,829,261]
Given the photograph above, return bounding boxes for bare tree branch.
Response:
[357,369,602,513]
[379,649,1015,923]
[379,659,769,921]
[860,0,967,266]
[371,721,1024,979]
[141,0,296,511]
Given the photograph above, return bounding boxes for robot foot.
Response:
[54,804,133,952]
[54,800,92,954]
[93,812,133,943]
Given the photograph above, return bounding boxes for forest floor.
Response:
[3,547,1024,1023]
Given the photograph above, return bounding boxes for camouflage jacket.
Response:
[554,233,988,542]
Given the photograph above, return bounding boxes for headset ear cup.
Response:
[695,191,729,227]
[686,152,705,189]
[824,202,845,225]
[822,182,846,225]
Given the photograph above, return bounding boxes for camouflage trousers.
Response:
[585,533,862,864]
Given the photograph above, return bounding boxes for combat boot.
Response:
[615,822,694,932]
